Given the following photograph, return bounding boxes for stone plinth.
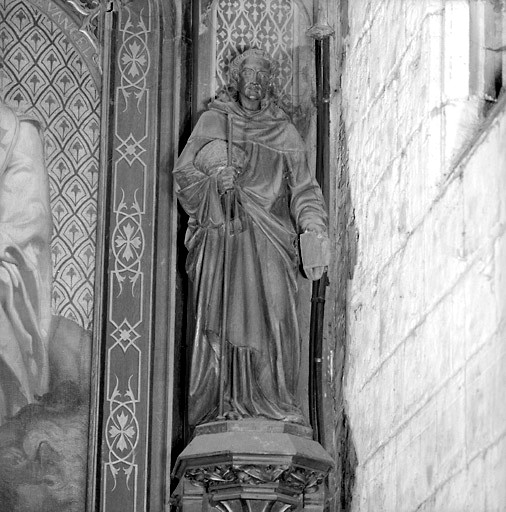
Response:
[171,421,333,511]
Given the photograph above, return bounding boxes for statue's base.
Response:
[171,420,333,511]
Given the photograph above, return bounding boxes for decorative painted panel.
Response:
[0,0,100,329]
[100,1,161,510]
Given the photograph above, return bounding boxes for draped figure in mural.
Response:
[0,101,52,424]
[174,49,329,427]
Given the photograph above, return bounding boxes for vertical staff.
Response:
[218,115,234,418]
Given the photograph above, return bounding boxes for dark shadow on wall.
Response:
[171,202,191,477]
[328,105,358,512]
[170,0,194,489]
[323,0,358,507]
[338,2,358,509]
[341,413,357,512]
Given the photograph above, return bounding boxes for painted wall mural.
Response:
[0,0,100,329]
[0,1,100,510]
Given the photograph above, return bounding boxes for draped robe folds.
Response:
[0,104,52,424]
[174,100,327,426]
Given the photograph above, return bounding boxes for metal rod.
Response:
[218,115,234,418]
[309,36,330,444]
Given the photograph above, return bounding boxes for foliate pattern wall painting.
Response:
[215,0,295,103]
[104,2,149,497]
[99,2,161,510]
[0,0,100,329]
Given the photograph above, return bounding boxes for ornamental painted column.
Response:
[93,1,173,510]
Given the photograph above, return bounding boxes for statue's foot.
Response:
[223,411,242,420]
[281,414,307,425]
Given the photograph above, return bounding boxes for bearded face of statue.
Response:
[237,55,271,109]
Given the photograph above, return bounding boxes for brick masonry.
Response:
[332,1,506,510]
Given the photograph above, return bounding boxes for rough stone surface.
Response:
[335,1,506,510]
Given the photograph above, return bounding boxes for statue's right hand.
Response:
[217,166,238,195]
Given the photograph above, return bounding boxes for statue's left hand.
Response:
[217,165,238,195]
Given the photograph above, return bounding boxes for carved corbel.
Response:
[183,463,328,512]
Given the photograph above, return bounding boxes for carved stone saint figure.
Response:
[0,101,53,424]
[174,49,328,427]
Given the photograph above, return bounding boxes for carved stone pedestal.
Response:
[171,421,333,511]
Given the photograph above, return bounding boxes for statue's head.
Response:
[228,49,275,107]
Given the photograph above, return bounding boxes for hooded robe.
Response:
[0,103,52,424]
[174,99,327,426]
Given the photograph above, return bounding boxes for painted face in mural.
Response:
[237,55,271,108]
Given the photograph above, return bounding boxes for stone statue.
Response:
[0,101,53,424]
[174,48,329,427]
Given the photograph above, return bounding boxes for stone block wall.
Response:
[336,1,506,510]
